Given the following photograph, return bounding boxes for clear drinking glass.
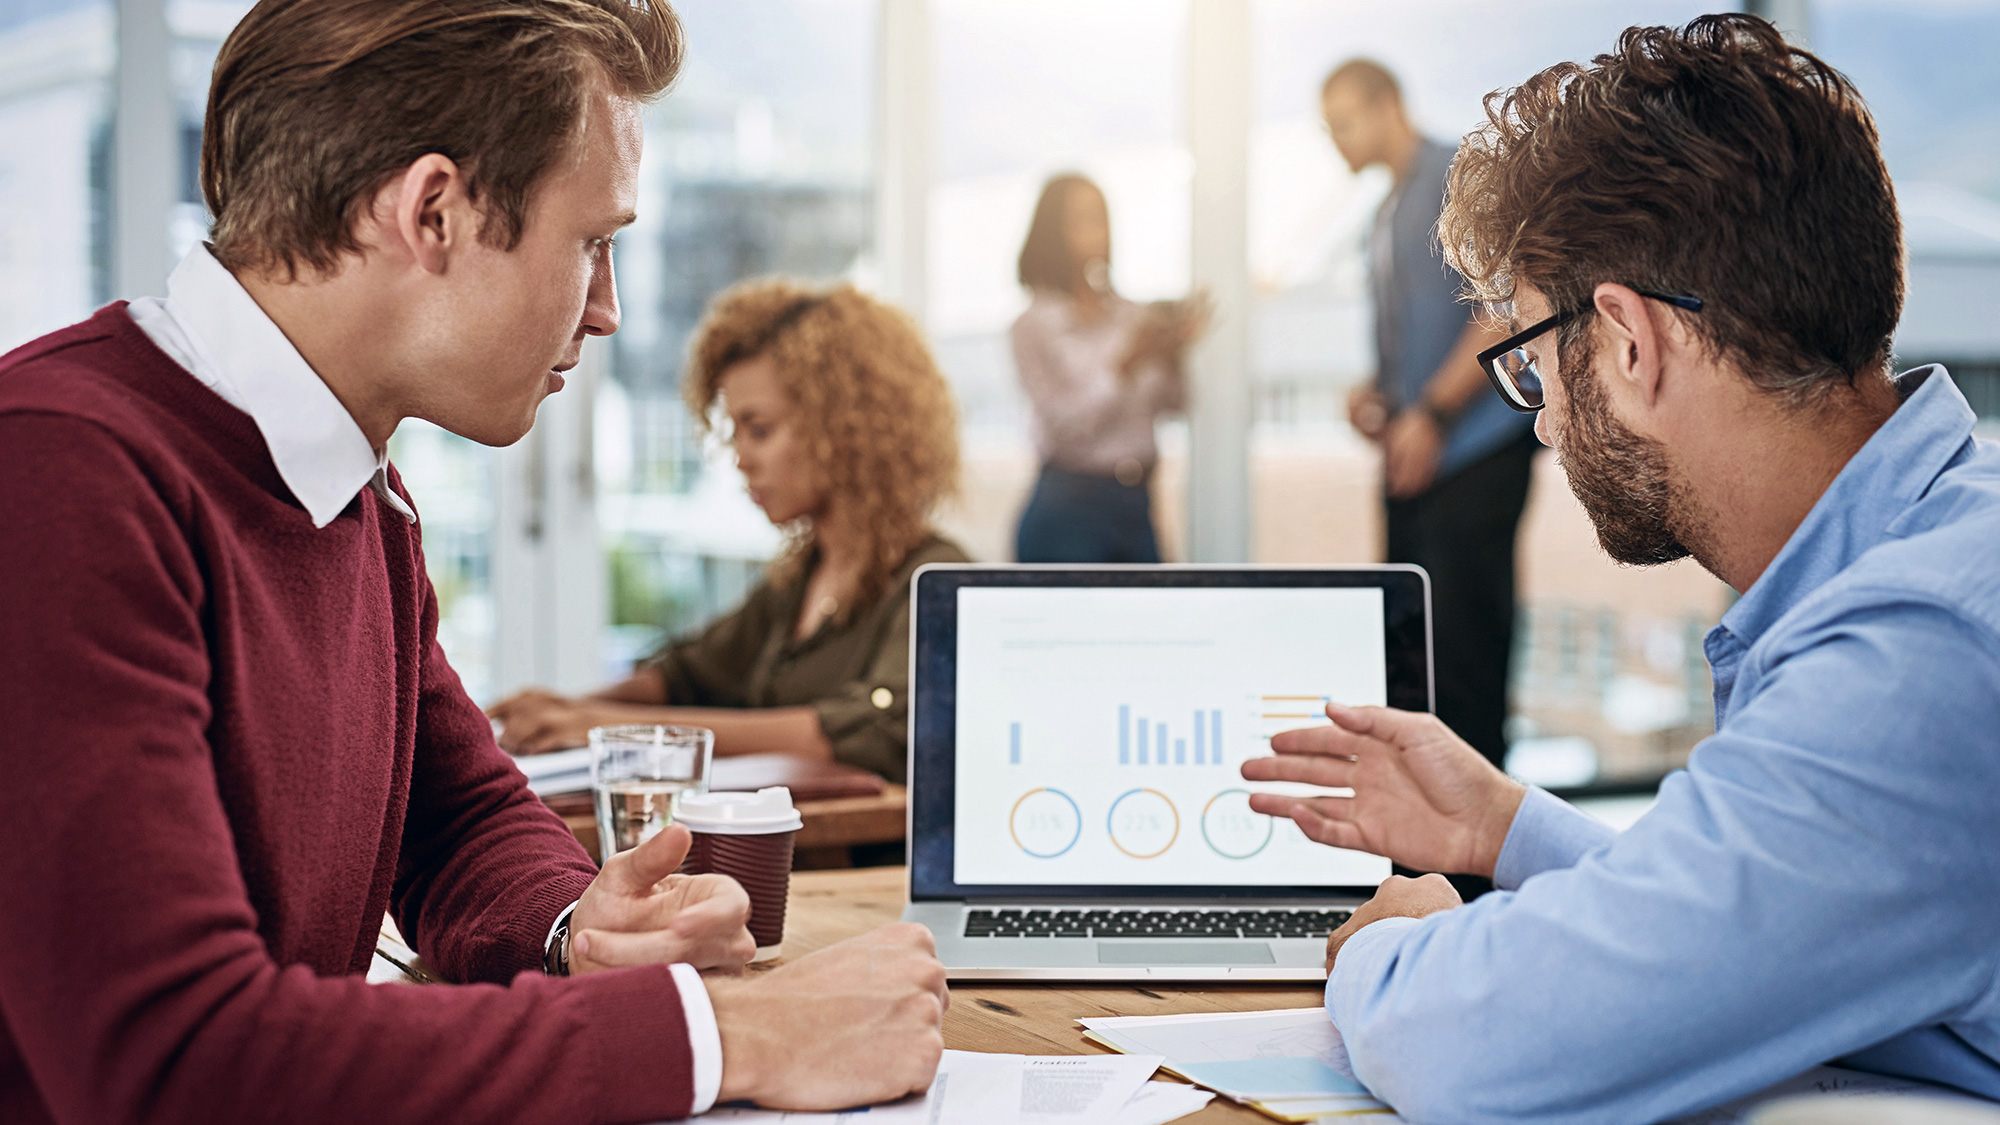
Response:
[589,724,714,863]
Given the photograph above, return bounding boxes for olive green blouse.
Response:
[643,535,970,783]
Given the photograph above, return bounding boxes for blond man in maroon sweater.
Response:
[0,2,947,1122]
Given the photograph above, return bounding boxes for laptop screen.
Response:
[910,568,1428,901]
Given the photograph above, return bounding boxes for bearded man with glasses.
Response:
[1243,14,2000,1122]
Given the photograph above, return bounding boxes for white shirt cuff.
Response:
[669,962,722,1114]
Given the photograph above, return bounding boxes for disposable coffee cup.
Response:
[674,786,803,961]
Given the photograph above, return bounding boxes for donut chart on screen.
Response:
[1008,788,1082,858]
[1106,788,1180,858]
[1200,788,1275,859]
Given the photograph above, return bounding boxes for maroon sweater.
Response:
[0,307,698,1124]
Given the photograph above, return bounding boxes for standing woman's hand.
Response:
[1168,289,1214,350]
[1119,291,1213,378]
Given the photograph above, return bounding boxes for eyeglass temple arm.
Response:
[1635,290,1704,313]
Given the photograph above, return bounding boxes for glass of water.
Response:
[589,724,713,863]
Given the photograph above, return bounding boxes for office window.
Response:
[928,0,1192,562]
[1814,0,2000,422]
[1246,1,1727,785]
[0,1,111,354]
[598,0,878,675]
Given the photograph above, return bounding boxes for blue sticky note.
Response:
[1176,1057,1369,1099]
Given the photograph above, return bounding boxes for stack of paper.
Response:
[663,1049,1214,1125]
[1078,1007,1402,1122]
[513,746,592,796]
[1074,1007,2000,1125]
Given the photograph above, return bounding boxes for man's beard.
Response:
[1554,353,1700,567]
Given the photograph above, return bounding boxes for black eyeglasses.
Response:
[1477,290,1705,413]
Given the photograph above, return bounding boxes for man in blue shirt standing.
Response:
[1323,60,1537,776]
[1249,15,2000,1122]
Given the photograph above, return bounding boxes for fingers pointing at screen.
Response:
[1241,703,1525,880]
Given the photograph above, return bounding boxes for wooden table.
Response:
[767,865,1325,1123]
[556,786,908,869]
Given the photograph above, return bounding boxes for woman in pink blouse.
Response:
[1010,174,1208,562]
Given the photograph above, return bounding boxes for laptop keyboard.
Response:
[961,907,1353,940]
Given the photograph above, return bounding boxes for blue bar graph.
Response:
[1111,705,1228,766]
[1009,722,1021,764]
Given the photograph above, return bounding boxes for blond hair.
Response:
[684,279,961,614]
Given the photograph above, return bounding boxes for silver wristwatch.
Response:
[543,901,578,977]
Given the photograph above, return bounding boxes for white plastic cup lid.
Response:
[674,786,804,834]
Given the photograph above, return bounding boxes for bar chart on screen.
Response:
[1115,704,1227,766]
[1000,696,1335,771]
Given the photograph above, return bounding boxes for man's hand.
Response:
[486,688,616,754]
[1382,407,1445,498]
[706,924,948,1109]
[570,824,755,974]
[1347,384,1389,441]
[1241,703,1525,878]
[1325,873,1462,969]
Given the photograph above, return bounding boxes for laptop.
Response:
[900,564,1432,981]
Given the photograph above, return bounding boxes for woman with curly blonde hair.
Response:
[489,279,968,781]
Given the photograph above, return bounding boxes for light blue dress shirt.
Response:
[1325,366,2000,1123]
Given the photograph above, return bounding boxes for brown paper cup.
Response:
[682,829,796,955]
[673,787,802,961]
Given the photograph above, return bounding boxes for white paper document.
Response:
[1110,1081,1218,1125]
[1080,1007,1995,1125]
[660,1049,1209,1125]
[1666,1065,2000,1124]
[1078,1006,1401,1121]
[510,744,591,796]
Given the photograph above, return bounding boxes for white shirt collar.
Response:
[126,245,417,529]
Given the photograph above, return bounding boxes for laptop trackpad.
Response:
[1097,942,1275,966]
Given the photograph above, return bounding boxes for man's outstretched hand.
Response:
[570,823,756,974]
[1240,703,1525,878]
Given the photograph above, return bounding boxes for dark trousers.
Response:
[1384,430,1540,769]
[1014,465,1162,564]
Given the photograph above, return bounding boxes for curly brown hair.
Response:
[683,278,960,615]
[1439,14,1902,404]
